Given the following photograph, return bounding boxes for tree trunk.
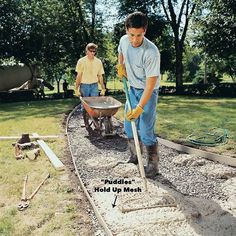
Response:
[73,0,89,43]
[91,0,96,39]
[160,0,196,94]
[57,80,60,94]
[204,56,207,84]
[175,41,184,93]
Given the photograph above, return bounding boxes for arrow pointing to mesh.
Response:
[112,195,118,208]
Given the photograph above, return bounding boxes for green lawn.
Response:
[0,99,78,136]
[105,76,176,91]
[105,73,235,91]
[1,95,234,157]
[114,95,236,156]
[0,98,83,236]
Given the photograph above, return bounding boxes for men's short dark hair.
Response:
[125,12,148,30]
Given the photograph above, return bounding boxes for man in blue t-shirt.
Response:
[117,11,160,178]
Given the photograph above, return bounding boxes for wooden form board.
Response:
[0,135,59,140]
[158,137,236,167]
[33,133,65,171]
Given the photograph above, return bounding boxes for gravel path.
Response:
[67,107,236,236]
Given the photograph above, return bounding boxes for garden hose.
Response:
[187,127,228,146]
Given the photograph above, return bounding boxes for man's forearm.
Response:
[98,75,105,90]
[118,53,124,64]
[138,76,158,108]
[75,74,81,89]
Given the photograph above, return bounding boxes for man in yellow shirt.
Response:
[75,43,106,128]
[75,43,106,97]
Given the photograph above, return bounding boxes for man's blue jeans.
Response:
[124,87,158,146]
[80,83,99,112]
[80,83,99,97]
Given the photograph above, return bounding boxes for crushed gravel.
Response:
[67,107,236,235]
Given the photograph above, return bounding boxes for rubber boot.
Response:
[144,143,159,178]
[127,139,143,164]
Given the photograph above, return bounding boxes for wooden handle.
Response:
[21,175,28,201]
[122,78,147,191]
[28,173,50,200]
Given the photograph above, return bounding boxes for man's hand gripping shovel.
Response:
[122,77,148,191]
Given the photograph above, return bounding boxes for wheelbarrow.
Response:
[80,96,122,135]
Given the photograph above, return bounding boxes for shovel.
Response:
[122,77,147,191]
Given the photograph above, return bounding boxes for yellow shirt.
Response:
[75,56,104,84]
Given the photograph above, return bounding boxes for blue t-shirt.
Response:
[118,35,160,89]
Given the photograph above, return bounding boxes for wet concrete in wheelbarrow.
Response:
[67,107,236,236]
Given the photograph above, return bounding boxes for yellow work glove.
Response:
[116,64,127,80]
[126,105,144,121]
[100,89,106,96]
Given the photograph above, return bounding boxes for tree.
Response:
[193,0,236,81]
[0,0,92,92]
[182,46,201,82]
[160,0,196,91]
[0,0,41,62]
[83,0,108,42]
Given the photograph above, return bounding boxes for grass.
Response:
[0,99,78,136]
[0,98,85,236]
[105,73,235,91]
[0,216,14,236]
[105,75,176,91]
[114,94,236,156]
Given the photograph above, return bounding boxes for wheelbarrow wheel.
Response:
[104,117,113,135]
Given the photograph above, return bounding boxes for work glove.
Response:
[126,105,144,121]
[116,64,127,80]
[100,89,106,96]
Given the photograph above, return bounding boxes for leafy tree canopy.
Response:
[195,0,236,58]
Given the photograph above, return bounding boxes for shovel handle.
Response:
[28,173,50,200]
[122,78,131,109]
[122,77,147,191]
[21,175,28,201]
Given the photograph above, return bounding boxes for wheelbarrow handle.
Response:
[79,96,97,117]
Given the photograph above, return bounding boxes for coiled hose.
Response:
[187,127,228,146]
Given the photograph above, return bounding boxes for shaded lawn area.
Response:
[115,94,236,156]
[0,98,79,136]
[0,98,83,236]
